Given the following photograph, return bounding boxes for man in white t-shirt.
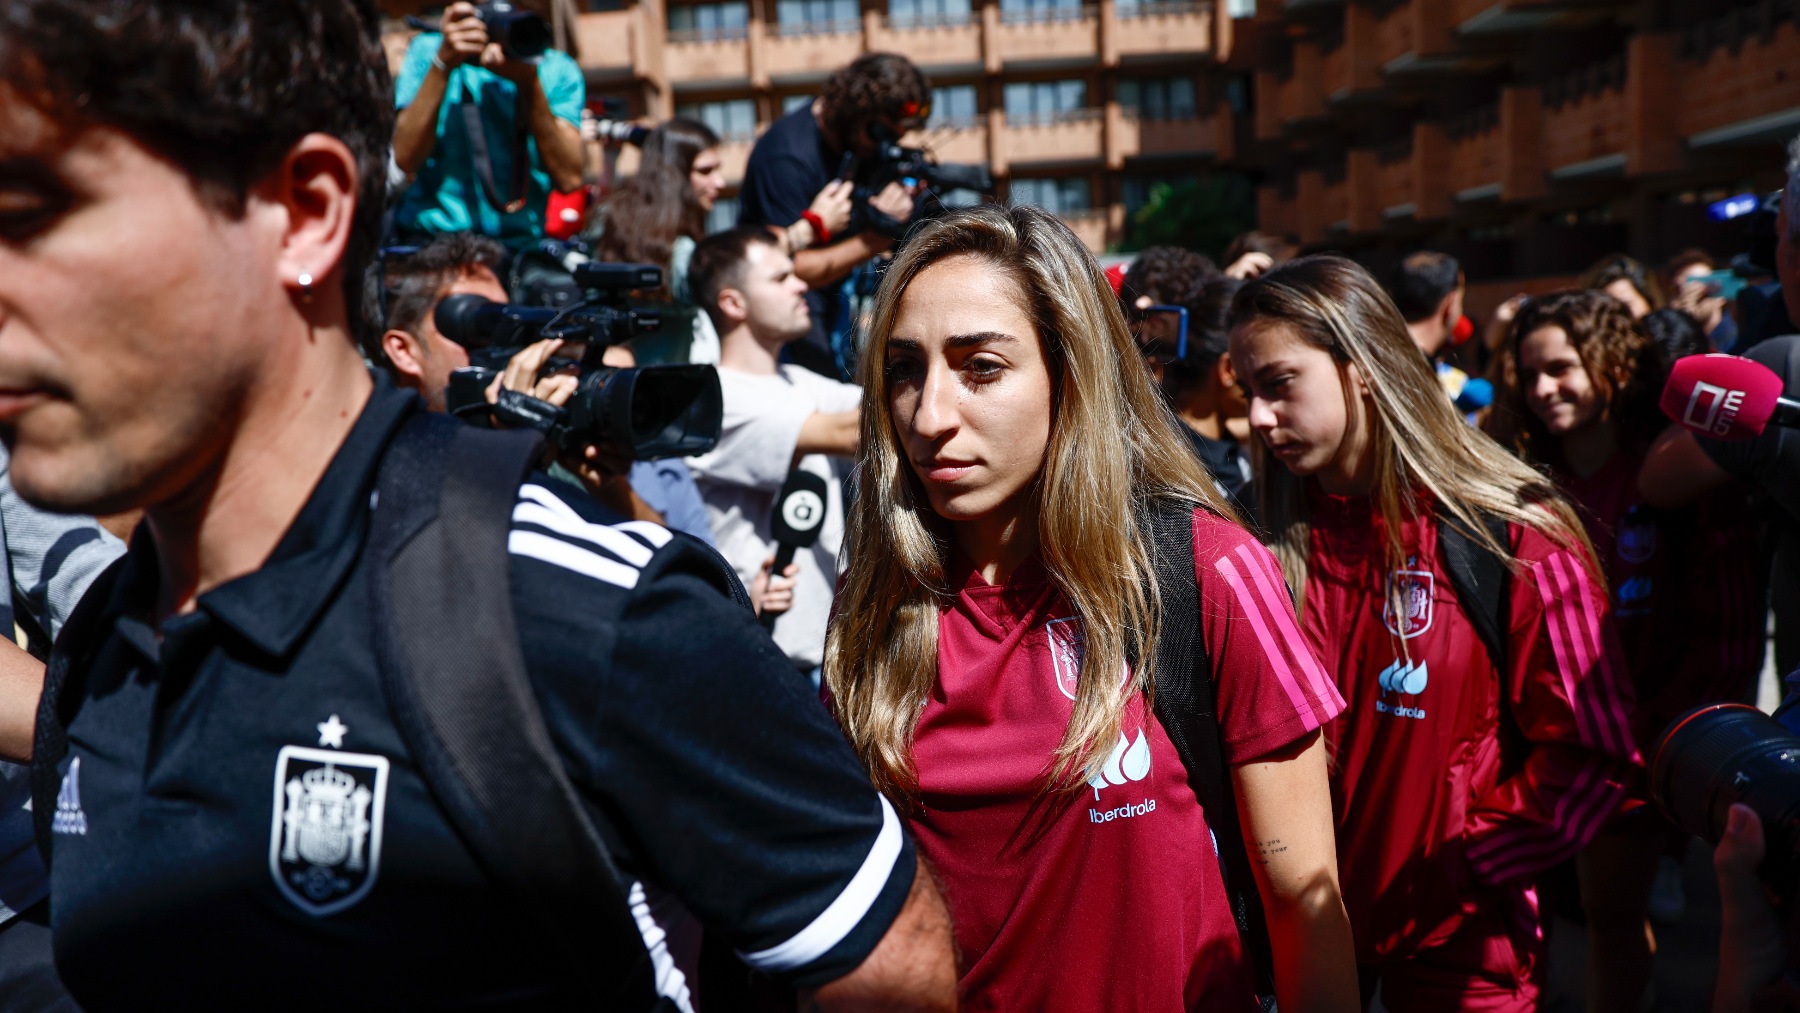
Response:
[686,228,861,673]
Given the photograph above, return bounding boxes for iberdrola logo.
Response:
[1087,729,1150,799]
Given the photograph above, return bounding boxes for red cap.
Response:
[1661,353,1784,441]
[1105,262,1128,296]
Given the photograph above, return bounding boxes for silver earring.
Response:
[297,272,314,290]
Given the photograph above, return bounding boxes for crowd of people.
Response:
[3,2,1800,1012]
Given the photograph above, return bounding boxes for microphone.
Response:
[760,470,829,633]
[1660,353,1800,441]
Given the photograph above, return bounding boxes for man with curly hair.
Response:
[739,53,930,375]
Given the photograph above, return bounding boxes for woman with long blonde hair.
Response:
[1228,256,1641,1012]
[825,204,1358,1012]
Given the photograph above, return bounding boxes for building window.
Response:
[929,85,979,129]
[1011,177,1091,214]
[668,2,748,40]
[999,0,1083,24]
[889,0,973,27]
[587,0,626,10]
[1118,77,1196,120]
[1115,0,1199,16]
[1004,80,1088,125]
[677,99,758,142]
[783,94,815,114]
[1227,0,1255,15]
[939,188,984,208]
[775,0,860,35]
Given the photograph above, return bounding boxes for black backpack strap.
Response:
[32,556,127,862]
[1436,509,1512,676]
[368,413,666,1010]
[1142,500,1279,1012]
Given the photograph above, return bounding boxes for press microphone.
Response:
[760,470,829,632]
[1660,353,1800,441]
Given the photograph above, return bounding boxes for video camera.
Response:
[405,2,551,62]
[1654,703,1800,899]
[441,262,723,461]
[840,123,995,239]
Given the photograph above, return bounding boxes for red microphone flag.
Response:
[1661,353,1785,441]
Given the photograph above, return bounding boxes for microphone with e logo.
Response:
[1661,353,1800,441]
[760,469,829,633]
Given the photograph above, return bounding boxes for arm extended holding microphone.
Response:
[1640,352,1800,508]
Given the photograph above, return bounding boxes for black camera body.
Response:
[840,124,995,239]
[474,1,551,61]
[440,263,722,461]
[405,2,551,63]
[1654,703,1800,899]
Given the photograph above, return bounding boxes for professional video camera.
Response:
[405,2,551,62]
[440,262,723,461]
[1654,702,1800,898]
[841,123,995,239]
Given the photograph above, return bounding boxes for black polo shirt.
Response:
[46,380,914,1011]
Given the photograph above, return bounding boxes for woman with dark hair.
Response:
[586,116,850,364]
[1229,257,1640,1012]
[1488,291,1762,1013]
[1579,253,1664,319]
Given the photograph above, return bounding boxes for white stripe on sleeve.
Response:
[739,795,905,973]
[508,530,641,589]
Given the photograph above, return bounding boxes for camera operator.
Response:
[1639,133,1800,677]
[738,53,928,375]
[685,227,860,680]
[392,0,585,250]
[0,3,955,1009]
[370,234,716,547]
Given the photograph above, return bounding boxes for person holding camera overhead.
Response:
[738,52,927,377]
[393,0,585,250]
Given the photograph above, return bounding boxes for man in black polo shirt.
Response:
[0,3,954,1010]
[738,53,927,376]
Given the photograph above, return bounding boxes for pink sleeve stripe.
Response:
[1533,553,1633,759]
[1213,554,1335,728]
[1531,560,1603,751]
[1468,766,1624,882]
[1464,762,1602,867]
[1555,554,1636,754]
[1231,543,1341,710]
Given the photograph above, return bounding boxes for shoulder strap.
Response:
[32,556,127,862]
[1436,509,1512,676]
[459,76,531,215]
[368,413,666,1009]
[1142,500,1279,1012]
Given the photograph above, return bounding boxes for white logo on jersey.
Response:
[270,745,389,916]
[1382,569,1434,639]
[1375,659,1429,720]
[52,756,87,835]
[1087,730,1151,799]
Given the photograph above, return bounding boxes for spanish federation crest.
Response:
[1382,568,1435,639]
[270,745,388,916]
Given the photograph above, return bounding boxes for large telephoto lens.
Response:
[566,365,723,460]
[1653,703,1800,885]
[482,3,551,61]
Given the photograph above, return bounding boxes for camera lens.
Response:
[1653,703,1800,880]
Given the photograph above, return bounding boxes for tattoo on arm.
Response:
[1254,838,1288,865]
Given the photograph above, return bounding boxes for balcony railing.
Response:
[770,17,862,36]
[1116,0,1204,18]
[666,26,748,42]
[999,4,1097,24]
[1005,107,1103,127]
[884,11,975,28]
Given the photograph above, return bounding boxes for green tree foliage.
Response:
[1123,172,1256,261]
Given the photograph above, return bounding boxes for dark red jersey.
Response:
[908,510,1345,1012]
[1302,494,1641,966]
[1557,450,1765,743]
